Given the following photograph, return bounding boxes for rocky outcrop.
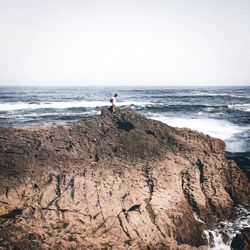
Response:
[231,228,250,250]
[0,107,249,249]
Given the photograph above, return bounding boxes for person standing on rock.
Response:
[110,93,118,113]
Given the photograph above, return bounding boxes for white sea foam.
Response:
[149,115,249,152]
[225,140,249,153]
[25,110,101,118]
[228,104,250,112]
[204,230,231,250]
[0,100,153,111]
[204,107,216,112]
[150,115,246,140]
[166,92,250,98]
[204,205,250,250]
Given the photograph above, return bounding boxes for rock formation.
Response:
[231,227,250,250]
[0,107,249,249]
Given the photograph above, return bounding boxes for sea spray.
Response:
[204,205,250,249]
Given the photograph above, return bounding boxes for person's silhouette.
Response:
[110,93,118,112]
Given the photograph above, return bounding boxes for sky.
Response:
[0,0,249,86]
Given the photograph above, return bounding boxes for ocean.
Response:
[0,85,250,249]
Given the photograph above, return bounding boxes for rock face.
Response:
[231,228,250,250]
[0,107,249,249]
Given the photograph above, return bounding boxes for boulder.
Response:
[0,107,249,249]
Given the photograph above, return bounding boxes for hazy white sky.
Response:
[0,0,249,86]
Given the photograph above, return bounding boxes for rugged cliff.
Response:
[0,107,249,249]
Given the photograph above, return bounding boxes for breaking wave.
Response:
[149,115,249,152]
[0,100,153,112]
[228,104,250,112]
[150,115,247,140]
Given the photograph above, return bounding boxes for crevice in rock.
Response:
[69,177,75,200]
[94,153,100,163]
[134,228,140,238]
[145,129,157,138]
[127,204,141,213]
[196,159,205,184]
[154,242,170,250]
[225,186,238,204]
[93,212,101,220]
[143,164,154,196]
[207,198,220,218]
[95,185,106,229]
[40,207,92,219]
[93,216,110,234]
[211,183,217,196]
[117,120,135,132]
[46,173,73,208]
[55,174,61,197]
[55,199,60,210]
[47,174,53,184]
[224,167,239,204]
[181,172,200,216]
[4,186,9,199]
[33,183,40,191]
[83,181,91,215]
[14,187,21,198]
[143,165,166,238]
[47,196,60,208]
[62,174,66,186]
[0,208,22,219]
[0,200,9,205]
[121,192,129,203]
[117,213,132,240]
[145,202,166,238]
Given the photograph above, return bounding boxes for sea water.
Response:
[0,85,249,249]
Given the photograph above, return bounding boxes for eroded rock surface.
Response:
[0,107,249,249]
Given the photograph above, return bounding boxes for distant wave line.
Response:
[228,104,250,112]
[0,100,153,111]
[1,101,249,112]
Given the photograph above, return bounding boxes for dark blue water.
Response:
[0,86,249,153]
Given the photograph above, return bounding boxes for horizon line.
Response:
[0,83,250,88]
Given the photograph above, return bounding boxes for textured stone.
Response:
[0,107,249,249]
